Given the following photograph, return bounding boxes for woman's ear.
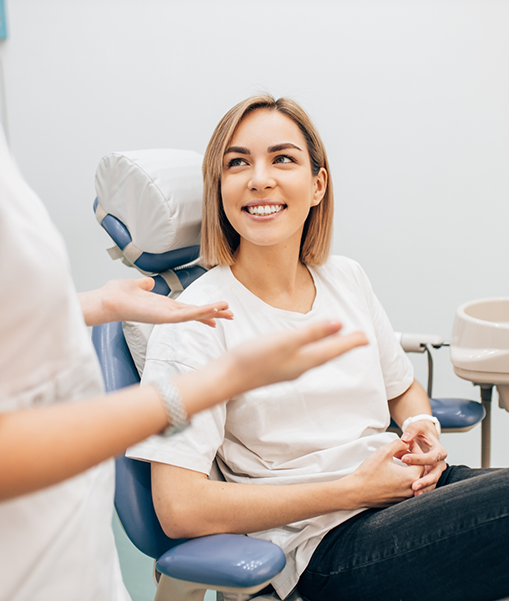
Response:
[311,168,327,206]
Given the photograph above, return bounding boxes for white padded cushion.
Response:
[122,321,154,377]
[95,149,203,254]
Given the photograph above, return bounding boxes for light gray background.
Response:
[1,2,508,586]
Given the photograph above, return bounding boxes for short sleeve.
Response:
[351,262,414,400]
[126,318,229,475]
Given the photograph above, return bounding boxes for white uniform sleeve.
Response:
[126,319,228,476]
[351,261,414,400]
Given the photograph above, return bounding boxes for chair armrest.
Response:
[156,533,286,589]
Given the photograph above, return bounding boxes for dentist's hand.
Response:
[400,421,447,495]
[226,320,368,394]
[173,320,368,415]
[79,277,233,327]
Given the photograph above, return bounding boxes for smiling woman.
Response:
[126,95,509,601]
[201,96,333,269]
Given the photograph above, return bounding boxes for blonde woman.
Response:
[128,96,509,601]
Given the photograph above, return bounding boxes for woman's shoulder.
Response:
[317,255,366,279]
[176,265,235,304]
[313,255,374,297]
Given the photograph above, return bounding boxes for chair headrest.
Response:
[94,149,204,272]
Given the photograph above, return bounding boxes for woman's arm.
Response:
[0,320,365,500]
[388,379,448,494]
[152,438,424,539]
[78,277,233,327]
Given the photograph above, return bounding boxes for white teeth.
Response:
[247,205,284,216]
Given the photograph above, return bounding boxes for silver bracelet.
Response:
[152,381,190,437]
[401,414,441,437]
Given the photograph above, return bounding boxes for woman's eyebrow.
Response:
[224,143,303,156]
[268,143,302,153]
[224,146,250,155]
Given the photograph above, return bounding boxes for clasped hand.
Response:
[351,421,447,508]
[400,420,448,495]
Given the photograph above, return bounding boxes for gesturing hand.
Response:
[174,320,369,415]
[400,421,447,495]
[225,320,368,396]
[80,277,234,327]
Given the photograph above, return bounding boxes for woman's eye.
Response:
[274,155,294,164]
[227,157,247,168]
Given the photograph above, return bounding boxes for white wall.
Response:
[2,0,508,466]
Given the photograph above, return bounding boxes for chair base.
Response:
[154,574,275,601]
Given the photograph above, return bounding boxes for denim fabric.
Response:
[298,466,509,601]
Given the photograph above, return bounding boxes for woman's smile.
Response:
[243,200,287,218]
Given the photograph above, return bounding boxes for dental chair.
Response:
[93,149,286,601]
[91,149,486,601]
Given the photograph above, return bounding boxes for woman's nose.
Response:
[248,164,275,191]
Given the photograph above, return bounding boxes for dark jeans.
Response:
[298,466,509,601]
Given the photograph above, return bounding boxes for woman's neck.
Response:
[231,239,316,314]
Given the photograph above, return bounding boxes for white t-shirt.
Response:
[0,130,130,601]
[128,259,413,599]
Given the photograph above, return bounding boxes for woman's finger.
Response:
[414,483,437,496]
[412,462,447,492]
[401,445,447,466]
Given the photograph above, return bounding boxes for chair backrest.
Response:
[93,148,208,558]
[93,320,191,559]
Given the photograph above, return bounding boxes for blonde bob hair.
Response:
[201,94,333,267]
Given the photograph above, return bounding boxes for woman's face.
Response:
[220,108,326,253]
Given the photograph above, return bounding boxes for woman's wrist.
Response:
[402,414,441,437]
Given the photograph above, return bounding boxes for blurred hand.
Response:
[80,277,233,327]
[229,320,368,393]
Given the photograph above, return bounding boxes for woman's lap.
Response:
[298,466,509,601]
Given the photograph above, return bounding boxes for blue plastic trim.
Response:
[151,266,206,296]
[157,534,286,587]
[93,198,200,271]
[136,247,201,273]
[151,275,171,296]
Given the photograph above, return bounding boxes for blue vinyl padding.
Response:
[390,397,485,431]
[92,321,139,393]
[93,198,200,271]
[151,275,171,297]
[429,397,485,429]
[157,533,286,587]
